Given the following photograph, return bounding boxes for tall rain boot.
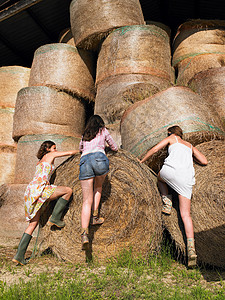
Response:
[12,232,32,265]
[48,197,68,228]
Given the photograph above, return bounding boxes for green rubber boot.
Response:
[49,197,68,228]
[12,233,32,265]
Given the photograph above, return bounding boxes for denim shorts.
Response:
[79,152,109,180]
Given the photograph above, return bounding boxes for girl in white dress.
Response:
[140,126,207,267]
[13,140,79,265]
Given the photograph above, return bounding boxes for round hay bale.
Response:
[172,20,225,85]
[188,67,225,127]
[14,134,81,184]
[0,144,17,185]
[70,0,145,51]
[162,140,225,268]
[0,66,30,107]
[38,150,162,263]
[0,66,30,145]
[58,28,75,46]
[120,86,225,172]
[106,122,122,148]
[96,25,174,85]
[94,74,172,124]
[29,43,95,101]
[0,184,29,239]
[145,21,171,37]
[13,86,86,141]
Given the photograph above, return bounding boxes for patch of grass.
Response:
[0,242,224,299]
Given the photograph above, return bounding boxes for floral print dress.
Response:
[24,162,57,221]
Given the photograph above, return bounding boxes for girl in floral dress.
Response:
[13,140,79,265]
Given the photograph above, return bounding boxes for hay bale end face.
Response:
[70,0,145,51]
[163,140,225,268]
[121,86,225,172]
[0,144,17,185]
[29,43,96,101]
[38,150,163,263]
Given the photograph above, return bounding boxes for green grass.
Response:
[0,243,224,300]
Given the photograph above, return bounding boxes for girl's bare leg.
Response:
[157,172,169,195]
[92,174,107,213]
[25,209,41,236]
[178,195,194,238]
[48,186,73,201]
[81,178,94,229]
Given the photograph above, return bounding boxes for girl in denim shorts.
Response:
[79,115,118,249]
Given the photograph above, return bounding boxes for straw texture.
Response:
[95,74,172,124]
[96,25,174,85]
[188,67,225,127]
[0,144,17,185]
[70,0,145,50]
[14,134,81,184]
[0,184,28,238]
[0,66,30,145]
[38,150,162,263]
[13,86,86,141]
[121,86,225,172]
[172,20,225,85]
[29,43,95,101]
[162,140,225,268]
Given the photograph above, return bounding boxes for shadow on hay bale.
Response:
[162,140,225,268]
[38,150,162,263]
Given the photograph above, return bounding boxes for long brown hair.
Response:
[82,115,105,142]
[167,125,183,138]
[37,140,55,160]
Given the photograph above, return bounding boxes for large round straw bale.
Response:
[14,134,81,184]
[38,150,162,263]
[0,66,30,145]
[58,28,75,46]
[162,140,225,268]
[0,144,17,185]
[13,86,86,141]
[106,122,122,148]
[145,21,171,37]
[172,20,225,85]
[70,0,145,51]
[0,66,30,107]
[29,44,95,101]
[121,86,225,172]
[0,184,29,239]
[95,74,172,124]
[96,25,174,85]
[188,67,225,127]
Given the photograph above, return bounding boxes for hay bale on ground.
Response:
[14,134,81,184]
[29,43,95,101]
[70,0,145,51]
[38,150,162,263]
[172,20,225,85]
[121,86,225,173]
[188,67,225,128]
[12,86,86,141]
[96,25,174,85]
[94,74,172,124]
[0,184,30,239]
[162,140,225,268]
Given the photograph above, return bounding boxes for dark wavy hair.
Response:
[82,115,105,141]
[36,140,55,160]
[167,125,183,138]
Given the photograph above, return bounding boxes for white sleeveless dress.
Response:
[160,137,195,199]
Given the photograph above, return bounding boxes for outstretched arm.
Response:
[192,147,208,165]
[140,136,170,163]
[43,150,80,163]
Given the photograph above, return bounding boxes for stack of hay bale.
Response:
[12,43,95,184]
